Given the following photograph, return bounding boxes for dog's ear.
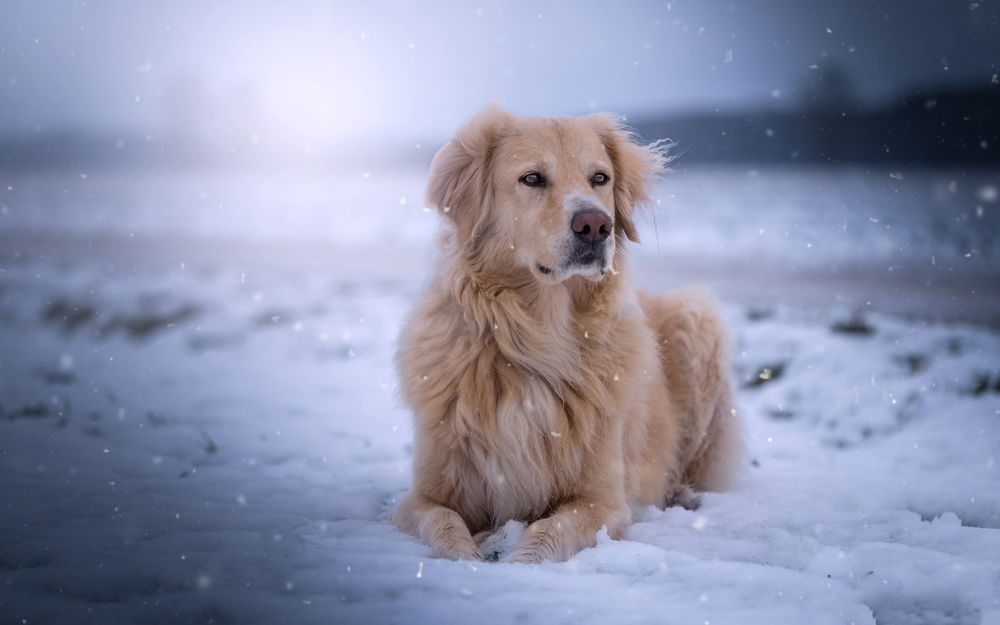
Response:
[425,106,511,246]
[588,114,672,243]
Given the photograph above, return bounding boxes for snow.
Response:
[1,166,999,624]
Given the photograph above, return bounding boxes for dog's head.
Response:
[425,106,669,284]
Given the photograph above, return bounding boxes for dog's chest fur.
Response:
[399,273,624,531]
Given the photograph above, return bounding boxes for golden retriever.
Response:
[393,106,742,563]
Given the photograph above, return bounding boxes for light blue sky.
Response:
[1,0,996,144]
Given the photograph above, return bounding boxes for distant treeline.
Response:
[1,86,997,169]
[632,86,1000,165]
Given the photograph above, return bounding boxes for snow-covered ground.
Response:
[1,166,998,624]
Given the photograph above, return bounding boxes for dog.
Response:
[393,106,743,563]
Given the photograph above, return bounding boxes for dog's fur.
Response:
[393,106,743,563]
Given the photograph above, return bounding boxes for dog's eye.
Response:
[519,172,546,188]
[591,172,610,186]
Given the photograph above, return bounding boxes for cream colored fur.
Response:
[393,106,743,563]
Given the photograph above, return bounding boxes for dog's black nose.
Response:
[571,209,613,243]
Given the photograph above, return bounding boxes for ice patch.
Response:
[477,519,527,561]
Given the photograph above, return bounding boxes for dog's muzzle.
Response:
[567,208,612,267]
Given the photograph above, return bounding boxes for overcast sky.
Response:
[1,0,997,145]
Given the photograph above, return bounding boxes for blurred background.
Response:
[1,0,998,317]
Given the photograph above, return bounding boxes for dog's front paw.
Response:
[419,507,482,561]
[504,545,545,564]
[504,517,563,563]
[431,544,483,561]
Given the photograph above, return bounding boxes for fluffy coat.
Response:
[393,106,742,563]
